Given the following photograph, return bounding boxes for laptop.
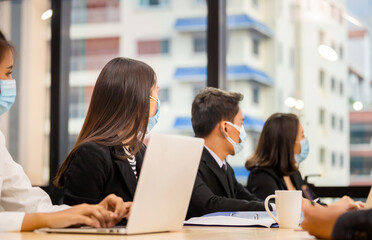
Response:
[365,187,372,209]
[37,133,204,235]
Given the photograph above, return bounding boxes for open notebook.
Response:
[184,211,278,228]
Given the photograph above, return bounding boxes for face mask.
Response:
[147,96,160,133]
[295,138,310,163]
[224,121,247,155]
[0,79,16,116]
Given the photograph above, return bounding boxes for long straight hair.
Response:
[245,113,299,176]
[54,57,156,188]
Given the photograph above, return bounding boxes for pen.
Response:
[301,185,315,205]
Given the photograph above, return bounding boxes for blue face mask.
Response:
[295,138,310,163]
[0,79,16,116]
[224,121,247,155]
[147,96,160,133]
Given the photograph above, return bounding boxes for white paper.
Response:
[184,216,274,228]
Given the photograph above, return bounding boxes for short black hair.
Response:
[191,87,243,137]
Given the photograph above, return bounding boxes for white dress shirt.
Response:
[0,130,69,232]
[204,145,227,171]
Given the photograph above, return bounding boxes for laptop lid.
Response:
[126,133,204,234]
[365,187,372,209]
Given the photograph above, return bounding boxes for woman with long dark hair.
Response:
[245,113,316,200]
[54,57,160,206]
[0,31,130,232]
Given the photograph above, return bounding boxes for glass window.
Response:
[71,0,120,24]
[252,38,260,56]
[331,114,336,129]
[320,108,325,126]
[340,81,344,95]
[332,152,336,167]
[319,70,325,87]
[252,85,260,105]
[159,87,170,104]
[193,34,207,53]
[331,77,336,92]
[320,147,326,164]
[139,0,170,8]
[137,39,170,55]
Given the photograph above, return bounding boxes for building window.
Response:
[252,85,260,105]
[252,0,259,8]
[331,77,336,92]
[339,45,343,60]
[340,154,344,167]
[192,84,206,99]
[340,118,344,132]
[319,108,325,126]
[319,31,324,45]
[70,37,120,71]
[319,147,325,164]
[252,38,260,56]
[139,0,169,7]
[159,87,170,103]
[331,114,336,129]
[319,70,325,88]
[331,152,336,167]
[193,34,207,53]
[340,82,344,95]
[137,39,170,55]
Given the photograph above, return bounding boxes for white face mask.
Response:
[223,121,247,155]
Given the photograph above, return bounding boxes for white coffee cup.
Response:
[264,190,302,229]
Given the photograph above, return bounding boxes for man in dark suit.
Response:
[187,87,267,219]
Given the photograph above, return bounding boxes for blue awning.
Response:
[173,117,193,131]
[173,115,265,132]
[232,167,250,182]
[174,65,273,86]
[244,115,265,131]
[174,14,273,37]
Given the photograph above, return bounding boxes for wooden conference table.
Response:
[1,226,317,240]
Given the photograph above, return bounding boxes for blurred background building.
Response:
[0,0,371,187]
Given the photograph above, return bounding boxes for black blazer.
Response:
[186,148,266,219]
[332,209,372,240]
[62,142,146,205]
[247,166,320,202]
